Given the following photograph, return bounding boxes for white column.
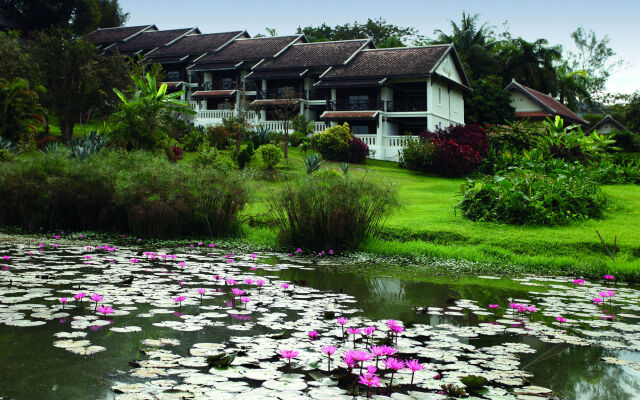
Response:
[260,80,267,121]
[425,77,433,131]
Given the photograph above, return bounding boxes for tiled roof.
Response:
[105,28,197,56]
[188,61,242,71]
[247,69,308,80]
[251,99,301,107]
[514,111,551,118]
[192,90,236,98]
[192,35,302,67]
[322,45,451,80]
[506,81,588,125]
[254,39,371,71]
[320,111,379,120]
[87,25,155,47]
[162,81,183,89]
[586,114,628,134]
[314,78,386,88]
[146,31,245,59]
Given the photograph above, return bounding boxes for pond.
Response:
[0,241,639,399]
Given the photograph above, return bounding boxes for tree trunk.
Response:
[60,118,75,141]
[283,129,289,159]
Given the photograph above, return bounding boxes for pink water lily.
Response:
[249,253,257,259]
[346,327,361,347]
[74,292,86,304]
[240,296,251,308]
[573,279,585,285]
[556,316,567,323]
[358,372,381,390]
[231,288,245,296]
[59,297,68,309]
[97,305,114,316]
[308,330,319,340]
[603,274,615,281]
[321,345,336,371]
[279,349,298,370]
[488,304,499,309]
[173,296,186,307]
[383,357,405,389]
[406,359,424,388]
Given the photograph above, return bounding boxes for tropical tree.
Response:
[428,12,503,80]
[464,75,515,125]
[0,77,45,144]
[108,73,195,150]
[501,38,562,95]
[297,18,417,46]
[556,64,591,112]
[0,31,41,85]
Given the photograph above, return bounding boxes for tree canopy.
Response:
[296,17,416,46]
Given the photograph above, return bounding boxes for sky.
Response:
[120,0,639,95]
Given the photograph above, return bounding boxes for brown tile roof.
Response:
[251,99,301,107]
[254,39,371,71]
[248,69,308,80]
[86,25,156,47]
[506,81,588,125]
[314,78,387,88]
[514,111,551,118]
[105,28,197,56]
[146,31,246,59]
[321,45,452,80]
[320,111,379,120]
[586,114,628,134]
[192,35,303,68]
[162,81,183,89]
[188,61,242,71]
[192,90,236,98]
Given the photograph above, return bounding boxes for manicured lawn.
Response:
[219,146,640,278]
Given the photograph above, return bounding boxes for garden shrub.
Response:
[289,131,308,147]
[194,143,218,166]
[610,129,640,152]
[266,131,283,145]
[37,135,60,149]
[421,123,488,156]
[269,174,398,251]
[310,123,352,161]
[250,126,270,149]
[485,121,541,152]
[165,145,184,163]
[0,77,45,145]
[0,151,248,238]
[181,128,207,151]
[0,149,14,162]
[348,136,370,164]
[237,147,253,170]
[303,153,323,174]
[257,144,282,169]
[431,139,482,177]
[398,138,434,173]
[206,125,231,149]
[457,168,606,225]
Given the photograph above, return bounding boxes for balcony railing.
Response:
[305,89,328,100]
[256,89,304,100]
[386,100,427,112]
[197,110,257,120]
[244,80,257,91]
[327,99,385,111]
[198,81,238,91]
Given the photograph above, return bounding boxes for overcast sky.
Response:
[120,0,639,95]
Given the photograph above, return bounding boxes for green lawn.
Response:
[223,146,640,278]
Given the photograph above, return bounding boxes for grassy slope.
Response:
[226,146,640,278]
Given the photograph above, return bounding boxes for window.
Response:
[351,125,368,135]
[438,87,442,104]
[221,77,233,90]
[167,71,180,81]
[348,95,368,110]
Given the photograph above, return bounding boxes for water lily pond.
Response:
[1,241,640,399]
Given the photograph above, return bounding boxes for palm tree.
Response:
[501,38,562,96]
[108,73,195,150]
[431,12,503,79]
[556,64,591,112]
[0,77,45,144]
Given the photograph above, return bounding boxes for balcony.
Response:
[256,89,303,100]
[198,81,238,91]
[327,99,385,111]
[305,89,328,101]
[386,100,427,112]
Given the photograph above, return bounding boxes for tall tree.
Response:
[464,75,515,125]
[31,34,130,139]
[567,27,622,104]
[501,38,562,95]
[297,17,416,46]
[427,12,503,80]
[0,31,41,86]
[555,64,591,112]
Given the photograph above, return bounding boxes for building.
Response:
[586,114,628,135]
[505,80,588,126]
[89,26,471,161]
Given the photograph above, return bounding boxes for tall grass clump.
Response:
[0,150,248,238]
[269,173,398,251]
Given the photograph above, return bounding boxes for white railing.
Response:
[355,135,377,146]
[384,135,417,147]
[313,122,327,133]
[196,110,257,120]
[189,101,197,110]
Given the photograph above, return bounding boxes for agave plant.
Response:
[69,130,106,160]
[41,141,69,155]
[303,153,324,174]
[341,163,350,174]
[0,136,15,152]
[252,125,271,147]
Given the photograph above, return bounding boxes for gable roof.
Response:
[586,114,628,134]
[505,80,588,125]
[189,35,304,71]
[145,31,247,62]
[253,39,372,71]
[317,44,471,90]
[104,27,198,56]
[86,25,157,48]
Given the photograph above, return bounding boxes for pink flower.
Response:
[250,253,257,259]
[178,261,186,267]
[308,330,319,340]
[383,358,405,371]
[97,306,114,315]
[244,279,254,285]
[346,327,362,335]
[279,349,298,360]
[74,292,86,301]
[295,248,302,253]
[371,345,397,357]
[352,350,374,362]
[592,297,604,304]
[209,243,215,247]
[231,288,245,296]
[90,293,104,302]
[173,295,186,302]
[59,297,68,304]
[573,279,585,285]
[256,279,265,287]
[322,345,336,355]
[282,283,290,289]
[603,274,615,280]
[240,296,251,303]
[358,373,381,388]
[226,279,238,285]
[556,316,567,323]
[197,288,206,295]
[52,244,59,248]
[363,326,376,336]
[337,317,348,325]
[488,304,499,309]
[130,258,139,263]
[406,359,424,372]
[197,241,203,245]
[2,255,10,260]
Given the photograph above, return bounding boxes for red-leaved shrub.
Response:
[348,137,370,164]
[431,139,482,177]
[421,124,488,156]
[37,135,60,149]
[165,146,184,163]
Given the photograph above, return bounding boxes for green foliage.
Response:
[194,143,218,166]
[237,147,253,170]
[538,116,618,163]
[398,137,434,173]
[485,120,541,152]
[610,129,640,152]
[460,375,488,393]
[250,126,270,149]
[181,128,207,151]
[269,175,399,251]
[465,75,515,125]
[309,123,352,161]
[440,383,468,397]
[0,31,41,86]
[206,125,231,149]
[289,131,309,147]
[291,115,314,135]
[68,129,106,160]
[0,149,14,162]
[0,77,45,145]
[223,115,251,153]
[296,17,416,46]
[0,150,248,238]
[257,144,282,170]
[303,153,323,174]
[107,73,195,150]
[457,167,607,225]
[501,38,562,96]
